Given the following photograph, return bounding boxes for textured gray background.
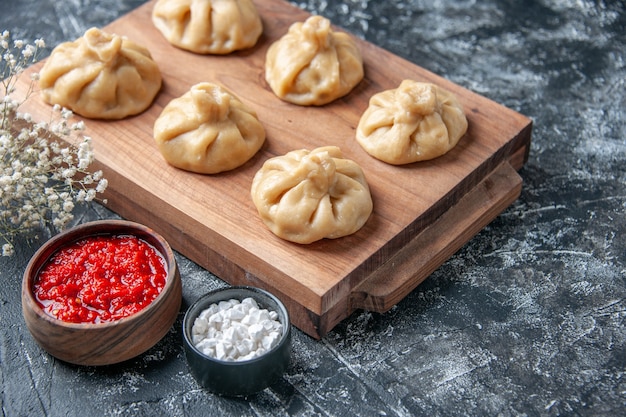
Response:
[0,0,624,416]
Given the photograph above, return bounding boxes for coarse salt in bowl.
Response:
[182,286,291,396]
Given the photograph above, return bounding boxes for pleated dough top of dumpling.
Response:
[251,146,373,244]
[265,15,364,106]
[152,0,263,54]
[38,27,162,119]
[356,80,468,164]
[153,82,266,174]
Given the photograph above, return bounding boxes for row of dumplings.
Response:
[37,0,364,117]
[36,0,468,244]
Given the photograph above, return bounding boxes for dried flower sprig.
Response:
[1,31,108,256]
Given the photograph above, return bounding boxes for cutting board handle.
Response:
[350,161,523,313]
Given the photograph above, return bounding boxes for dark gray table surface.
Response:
[1,1,624,416]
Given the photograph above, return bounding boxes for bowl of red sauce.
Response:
[21,220,182,366]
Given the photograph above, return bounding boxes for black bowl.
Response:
[182,286,291,396]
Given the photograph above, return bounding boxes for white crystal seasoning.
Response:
[191,297,283,362]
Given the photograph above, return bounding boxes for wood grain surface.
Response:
[14,0,532,338]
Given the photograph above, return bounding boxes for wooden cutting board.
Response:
[15,0,532,338]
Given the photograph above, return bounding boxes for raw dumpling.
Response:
[265,15,364,106]
[153,82,265,174]
[38,27,162,120]
[251,146,373,244]
[152,0,263,54]
[356,80,468,164]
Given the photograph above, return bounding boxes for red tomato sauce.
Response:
[34,234,167,324]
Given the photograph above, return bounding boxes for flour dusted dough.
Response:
[265,15,364,106]
[38,27,162,119]
[251,146,373,244]
[153,82,265,174]
[356,80,468,164]
[152,0,263,54]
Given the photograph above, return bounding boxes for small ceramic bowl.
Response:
[183,286,291,396]
[21,220,182,366]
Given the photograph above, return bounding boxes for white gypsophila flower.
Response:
[61,168,76,179]
[0,31,108,256]
[19,112,33,122]
[60,108,72,120]
[96,179,108,193]
[77,158,90,170]
[75,189,87,202]
[22,45,35,59]
[72,120,85,131]
[2,243,13,257]
[52,217,66,229]
[62,200,74,213]
[85,189,97,202]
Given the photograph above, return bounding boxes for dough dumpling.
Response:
[356,80,468,164]
[153,82,265,174]
[265,15,364,106]
[152,0,263,54]
[251,146,373,244]
[38,27,162,120]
